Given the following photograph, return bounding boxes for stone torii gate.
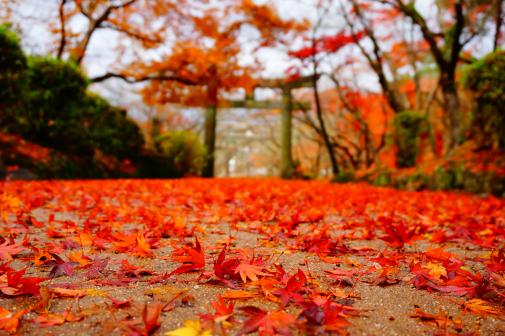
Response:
[206,75,313,178]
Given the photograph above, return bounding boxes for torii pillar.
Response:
[255,75,314,179]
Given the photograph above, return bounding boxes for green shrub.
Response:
[135,150,178,178]
[402,165,505,197]
[0,24,28,126]
[373,171,392,187]
[430,167,456,191]
[332,170,355,183]
[36,153,107,179]
[155,130,206,177]
[22,57,145,160]
[464,51,505,149]
[0,26,147,179]
[85,95,144,159]
[394,110,428,168]
[392,172,429,191]
[23,56,92,154]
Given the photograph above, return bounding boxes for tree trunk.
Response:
[440,77,461,151]
[494,0,503,51]
[312,73,339,177]
[203,65,219,177]
[150,117,161,149]
[203,104,217,177]
[280,87,295,179]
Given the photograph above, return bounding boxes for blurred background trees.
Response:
[0,0,504,195]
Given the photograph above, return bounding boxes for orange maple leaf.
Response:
[234,262,267,283]
[0,307,28,333]
[463,299,503,316]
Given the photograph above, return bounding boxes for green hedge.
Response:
[370,166,505,197]
[85,94,144,159]
[394,110,428,168]
[154,130,206,177]
[464,51,505,149]
[0,25,145,174]
[0,24,28,126]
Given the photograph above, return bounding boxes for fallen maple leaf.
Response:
[214,245,241,287]
[425,262,447,280]
[67,250,92,267]
[49,260,77,278]
[107,296,132,309]
[170,237,205,276]
[379,220,421,249]
[200,295,234,324]
[325,268,364,286]
[84,257,110,279]
[72,232,93,247]
[165,319,212,336]
[1,269,47,296]
[136,232,153,257]
[239,306,295,335]
[487,247,505,273]
[273,269,306,307]
[234,262,267,283]
[143,301,164,335]
[33,309,83,327]
[120,259,155,278]
[0,306,28,333]
[48,287,87,298]
[463,299,503,316]
[410,308,462,331]
[221,290,257,300]
[113,232,153,257]
[0,240,25,261]
[33,249,54,266]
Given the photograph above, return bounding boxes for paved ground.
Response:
[0,179,504,335]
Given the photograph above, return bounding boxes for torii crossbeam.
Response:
[203,75,313,178]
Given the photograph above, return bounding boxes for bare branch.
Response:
[90,72,198,86]
[56,0,67,59]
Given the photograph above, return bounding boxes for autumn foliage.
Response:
[0,179,504,334]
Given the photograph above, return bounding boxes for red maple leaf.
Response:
[299,299,358,332]
[0,238,25,261]
[380,219,421,249]
[170,237,205,276]
[1,269,47,296]
[214,246,241,287]
[48,253,78,278]
[199,295,234,323]
[273,269,307,307]
[487,247,505,273]
[239,306,295,335]
[142,301,163,335]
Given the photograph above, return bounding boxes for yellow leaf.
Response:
[165,320,212,336]
[85,288,108,297]
[425,262,447,280]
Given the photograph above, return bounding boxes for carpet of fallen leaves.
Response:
[0,178,504,336]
